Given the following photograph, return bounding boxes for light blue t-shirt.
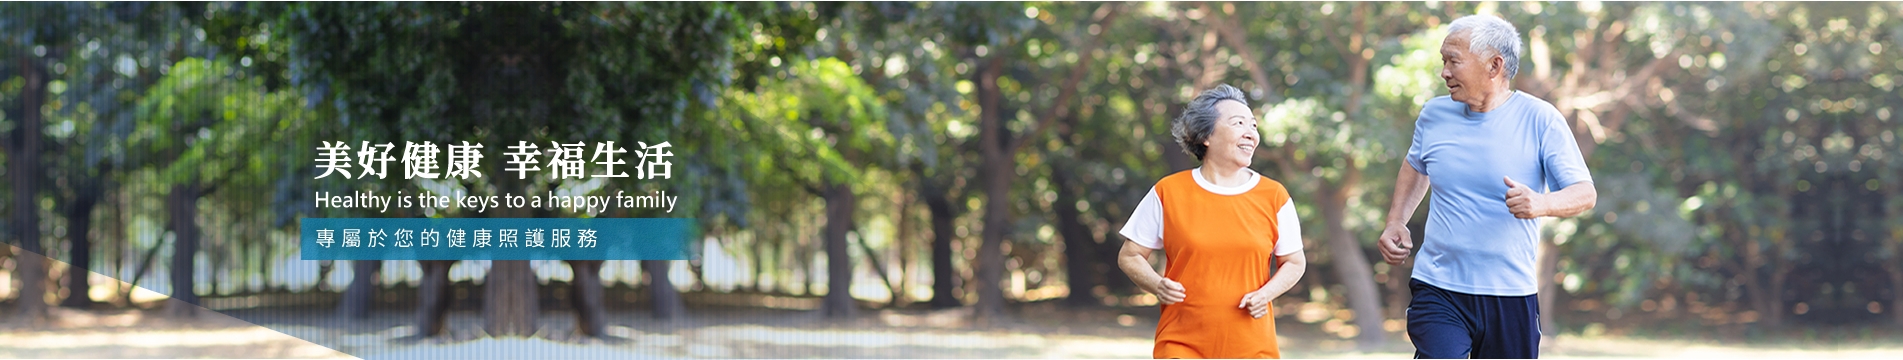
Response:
[1405,91,1592,296]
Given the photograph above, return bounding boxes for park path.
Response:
[3,305,1898,359]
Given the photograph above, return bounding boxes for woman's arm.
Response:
[1119,239,1186,304]
[1240,250,1306,318]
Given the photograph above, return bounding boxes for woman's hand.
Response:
[1121,240,1186,306]
[1153,278,1188,305]
[1238,289,1274,318]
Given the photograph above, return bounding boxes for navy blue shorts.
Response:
[1406,278,1540,359]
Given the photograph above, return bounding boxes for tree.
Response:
[954,1,1117,320]
[724,56,914,317]
[1,1,209,321]
[1,3,56,323]
[812,1,978,310]
[1253,3,1437,348]
[132,56,308,317]
[228,2,821,333]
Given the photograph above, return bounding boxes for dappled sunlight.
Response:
[361,337,673,360]
[0,319,350,358]
[1544,336,1903,359]
[0,327,323,350]
[706,324,1046,349]
[42,307,143,328]
[6,304,1900,358]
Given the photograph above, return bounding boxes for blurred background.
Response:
[0,1,1898,358]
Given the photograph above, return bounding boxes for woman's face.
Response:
[1202,99,1260,168]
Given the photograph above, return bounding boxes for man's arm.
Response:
[1379,164,1430,264]
[1506,178,1596,218]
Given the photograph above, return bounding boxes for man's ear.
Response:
[1489,54,1506,79]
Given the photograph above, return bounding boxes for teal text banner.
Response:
[300,218,698,260]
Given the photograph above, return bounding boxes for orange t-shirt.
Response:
[1150,170,1290,358]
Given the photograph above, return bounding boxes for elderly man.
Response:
[1376,14,1598,359]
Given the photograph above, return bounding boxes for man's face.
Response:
[1440,31,1497,106]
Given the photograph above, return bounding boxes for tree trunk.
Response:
[922,180,963,309]
[209,228,224,297]
[1890,264,1903,326]
[165,182,202,318]
[568,260,606,336]
[643,260,685,321]
[1738,231,1775,328]
[1320,12,1388,348]
[58,170,107,308]
[10,53,49,323]
[124,235,167,305]
[750,236,766,293]
[1052,168,1103,307]
[799,219,814,296]
[416,260,455,337]
[1319,180,1387,349]
[974,55,1011,320]
[856,229,899,308]
[315,260,335,292]
[1767,257,1787,328]
[768,233,784,294]
[1542,92,1608,349]
[10,253,48,324]
[1085,190,1143,298]
[59,193,98,308]
[1045,103,1110,308]
[484,260,540,336]
[260,228,273,292]
[338,260,382,319]
[113,190,133,301]
[822,181,857,318]
[1386,243,1412,320]
[1536,231,1560,349]
[893,190,913,307]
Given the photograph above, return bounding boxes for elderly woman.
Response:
[1118,84,1308,358]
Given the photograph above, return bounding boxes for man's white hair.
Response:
[1447,14,1524,81]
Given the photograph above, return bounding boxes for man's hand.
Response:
[1504,176,1544,219]
[1378,224,1413,265]
[1238,289,1274,318]
[1152,278,1188,305]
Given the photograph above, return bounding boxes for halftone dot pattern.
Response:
[6,2,1899,359]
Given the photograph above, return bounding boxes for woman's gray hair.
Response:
[1171,84,1248,161]
[1447,14,1524,81]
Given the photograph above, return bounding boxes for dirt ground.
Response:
[2,301,1898,359]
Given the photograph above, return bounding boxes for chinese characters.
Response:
[312,227,599,249]
[316,140,673,180]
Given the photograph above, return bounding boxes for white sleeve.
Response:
[1274,199,1303,256]
[1118,187,1164,250]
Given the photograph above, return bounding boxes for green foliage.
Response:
[6,1,1896,332]
[726,58,892,188]
[135,58,303,182]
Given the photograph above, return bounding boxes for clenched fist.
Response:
[1378,224,1413,265]
[1504,176,1544,219]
